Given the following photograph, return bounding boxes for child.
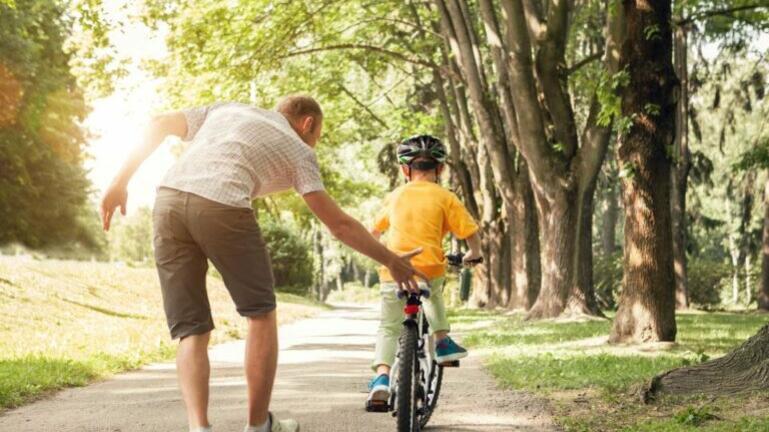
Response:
[366,135,483,408]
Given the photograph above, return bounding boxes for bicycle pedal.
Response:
[365,400,389,413]
[440,360,460,367]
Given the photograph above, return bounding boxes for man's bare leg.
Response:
[177,331,212,429]
[245,310,279,427]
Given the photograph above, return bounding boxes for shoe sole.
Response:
[436,351,468,364]
[368,386,390,402]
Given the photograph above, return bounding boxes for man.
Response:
[100,96,426,432]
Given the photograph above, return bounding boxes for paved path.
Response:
[0,304,557,432]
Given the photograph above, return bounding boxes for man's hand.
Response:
[387,248,429,293]
[98,111,187,232]
[303,191,428,292]
[100,183,128,231]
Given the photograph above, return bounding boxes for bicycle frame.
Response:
[388,286,442,430]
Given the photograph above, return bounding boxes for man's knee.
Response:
[246,308,277,324]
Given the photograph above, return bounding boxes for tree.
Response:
[735,142,769,310]
[609,0,678,344]
[108,207,153,264]
[431,0,627,318]
[669,0,769,310]
[0,0,100,251]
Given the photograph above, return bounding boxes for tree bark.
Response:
[672,21,691,309]
[508,166,541,309]
[527,188,578,318]
[644,324,769,400]
[609,0,677,344]
[759,179,769,311]
[602,181,620,255]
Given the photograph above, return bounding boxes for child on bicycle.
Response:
[366,134,483,408]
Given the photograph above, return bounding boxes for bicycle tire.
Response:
[397,324,419,432]
[419,363,443,428]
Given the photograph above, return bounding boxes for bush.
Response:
[594,253,622,310]
[593,254,724,309]
[259,219,313,294]
[687,259,728,308]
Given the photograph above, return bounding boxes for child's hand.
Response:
[462,250,483,266]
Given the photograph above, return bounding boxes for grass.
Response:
[0,255,326,410]
[450,307,769,431]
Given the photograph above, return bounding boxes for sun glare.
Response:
[84,1,173,214]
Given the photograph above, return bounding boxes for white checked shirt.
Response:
[159,102,325,208]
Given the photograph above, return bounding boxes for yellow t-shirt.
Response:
[373,180,480,281]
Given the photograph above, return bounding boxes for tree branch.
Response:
[338,84,388,128]
[283,44,439,69]
[676,4,769,26]
[567,50,604,75]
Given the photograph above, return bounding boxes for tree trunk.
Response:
[602,181,619,255]
[759,179,769,311]
[644,324,769,400]
[609,0,677,344]
[672,21,690,309]
[508,166,541,309]
[527,188,578,319]
[568,175,604,316]
[745,254,753,304]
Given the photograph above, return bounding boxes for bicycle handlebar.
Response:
[445,253,484,267]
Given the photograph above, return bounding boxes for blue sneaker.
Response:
[435,336,468,364]
[365,374,390,411]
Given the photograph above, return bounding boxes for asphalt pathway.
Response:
[0,304,558,432]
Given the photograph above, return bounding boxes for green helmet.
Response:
[397,135,447,165]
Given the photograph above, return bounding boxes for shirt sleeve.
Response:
[372,194,391,233]
[445,192,479,239]
[180,103,226,141]
[293,152,326,195]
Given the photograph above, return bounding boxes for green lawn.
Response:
[450,307,769,431]
[0,256,326,410]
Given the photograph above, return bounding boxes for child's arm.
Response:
[463,231,483,264]
[371,229,383,241]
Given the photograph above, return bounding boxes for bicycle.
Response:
[367,253,481,432]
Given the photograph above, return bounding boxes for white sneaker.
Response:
[269,413,299,432]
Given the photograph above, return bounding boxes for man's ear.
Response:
[301,116,315,134]
[400,165,409,176]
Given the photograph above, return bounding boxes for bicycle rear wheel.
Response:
[396,324,419,432]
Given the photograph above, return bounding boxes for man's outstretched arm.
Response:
[100,112,187,231]
[303,190,427,292]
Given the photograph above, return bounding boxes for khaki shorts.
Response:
[152,187,275,339]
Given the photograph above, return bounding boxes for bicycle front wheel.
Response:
[396,324,419,432]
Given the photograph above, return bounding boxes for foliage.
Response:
[594,253,622,310]
[0,0,101,251]
[593,254,725,310]
[107,206,153,264]
[674,405,718,426]
[0,255,324,408]
[687,259,728,307]
[259,217,314,294]
[733,139,769,171]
